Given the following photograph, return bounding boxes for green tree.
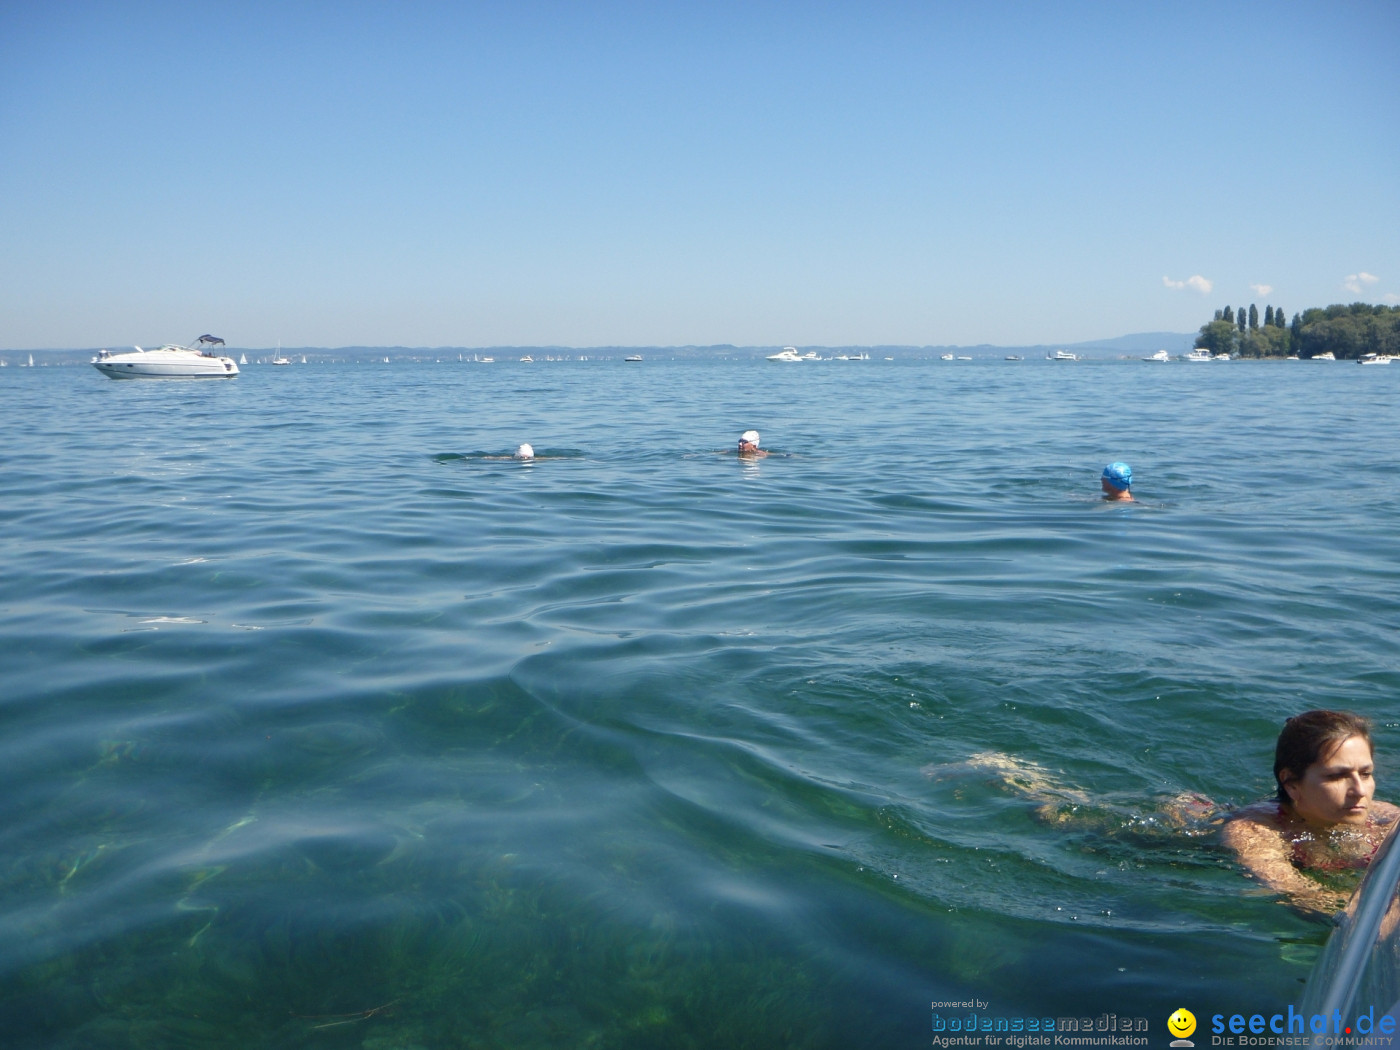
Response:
[1264,305,1274,326]
[1248,304,1259,330]
[1195,319,1239,357]
[1237,309,1247,333]
[1223,305,1234,324]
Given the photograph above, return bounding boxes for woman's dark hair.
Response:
[1275,709,1373,804]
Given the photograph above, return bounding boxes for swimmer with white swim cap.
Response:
[514,443,534,460]
[737,430,768,458]
[1101,462,1133,501]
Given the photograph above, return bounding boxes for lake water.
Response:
[2,357,1398,1048]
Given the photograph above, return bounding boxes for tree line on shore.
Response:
[1194,301,1400,359]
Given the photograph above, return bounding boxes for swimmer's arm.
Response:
[1221,818,1347,917]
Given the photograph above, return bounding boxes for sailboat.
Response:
[239,353,248,365]
[271,340,291,366]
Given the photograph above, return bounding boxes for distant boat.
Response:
[239,353,248,365]
[1310,351,1336,361]
[766,347,802,362]
[956,355,972,361]
[301,355,307,364]
[1048,350,1078,361]
[624,354,643,362]
[1005,354,1023,361]
[940,353,954,360]
[1143,350,1170,362]
[802,351,821,360]
[1213,352,1231,361]
[479,356,495,363]
[520,355,534,363]
[271,341,290,365]
[1359,353,1391,366]
[1184,348,1213,362]
[28,353,35,367]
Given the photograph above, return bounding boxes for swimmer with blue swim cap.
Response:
[1101,462,1133,501]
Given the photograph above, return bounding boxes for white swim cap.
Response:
[739,431,760,445]
[515,443,534,459]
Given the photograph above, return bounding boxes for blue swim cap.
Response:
[1102,462,1132,490]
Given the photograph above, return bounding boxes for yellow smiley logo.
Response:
[1168,1009,1196,1039]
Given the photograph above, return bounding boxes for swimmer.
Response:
[1101,462,1133,501]
[736,430,769,458]
[466,443,541,460]
[1223,710,1398,916]
[928,712,1396,918]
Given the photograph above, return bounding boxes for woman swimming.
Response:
[1223,709,1398,916]
[926,709,1397,917]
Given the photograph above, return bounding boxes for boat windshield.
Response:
[1300,826,1400,1047]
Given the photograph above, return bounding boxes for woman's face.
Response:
[1285,735,1375,827]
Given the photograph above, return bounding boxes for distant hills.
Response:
[1061,331,1196,353]
[5,332,1196,364]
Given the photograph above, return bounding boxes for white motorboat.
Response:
[1311,351,1336,361]
[520,355,535,363]
[93,335,239,379]
[956,355,972,361]
[1359,353,1391,366]
[940,353,954,360]
[1213,352,1231,361]
[1143,350,1170,362]
[624,354,642,362]
[1005,354,1023,361]
[1048,350,1078,361]
[1184,348,1214,362]
[802,351,821,360]
[767,347,802,362]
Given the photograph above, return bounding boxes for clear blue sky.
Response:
[2,1,1396,349]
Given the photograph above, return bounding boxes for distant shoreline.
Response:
[2,334,1198,365]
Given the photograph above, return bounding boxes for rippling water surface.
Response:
[3,358,1399,1048]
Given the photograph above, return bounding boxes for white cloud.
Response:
[1163,274,1212,294]
[1250,283,1273,297]
[1344,272,1380,294]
